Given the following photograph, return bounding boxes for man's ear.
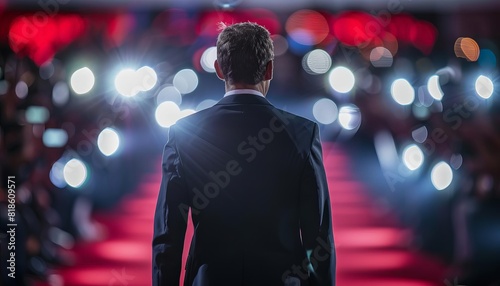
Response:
[264,60,273,81]
[214,60,225,81]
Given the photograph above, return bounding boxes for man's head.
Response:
[215,22,274,87]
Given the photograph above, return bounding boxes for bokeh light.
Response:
[431,161,453,191]
[272,34,289,56]
[427,75,444,101]
[370,47,393,68]
[402,144,424,171]
[173,69,199,94]
[313,98,338,124]
[328,66,355,93]
[302,49,332,75]
[26,106,50,124]
[136,66,158,92]
[391,78,415,105]
[115,68,139,97]
[43,129,68,148]
[200,46,217,73]
[156,85,182,106]
[412,126,428,144]
[97,127,120,156]
[15,81,28,99]
[63,158,88,188]
[285,9,329,46]
[454,37,480,61]
[50,160,67,188]
[70,67,95,95]
[155,101,181,128]
[53,82,70,106]
[475,75,494,99]
[338,104,362,130]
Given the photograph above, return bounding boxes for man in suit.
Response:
[153,22,335,286]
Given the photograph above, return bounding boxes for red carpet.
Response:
[37,143,448,285]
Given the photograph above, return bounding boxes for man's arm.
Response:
[152,126,189,285]
[299,123,336,286]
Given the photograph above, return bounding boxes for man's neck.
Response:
[225,81,269,96]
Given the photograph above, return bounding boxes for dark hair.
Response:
[216,22,274,85]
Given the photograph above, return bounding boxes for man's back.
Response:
[153,22,335,286]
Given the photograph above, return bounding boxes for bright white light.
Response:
[155,101,181,128]
[63,159,88,188]
[303,49,332,75]
[179,109,196,120]
[431,161,453,190]
[115,68,138,97]
[196,99,217,111]
[402,144,424,171]
[313,98,338,124]
[391,78,415,105]
[156,86,182,106]
[475,75,494,99]
[201,46,217,73]
[338,105,361,130]
[97,127,120,156]
[173,69,198,94]
[427,75,444,100]
[328,66,355,93]
[136,66,158,91]
[70,67,95,95]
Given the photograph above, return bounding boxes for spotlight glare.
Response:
[391,78,415,105]
[328,66,355,93]
[475,75,494,99]
[136,66,158,91]
[70,67,95,95]
[402,144,424,171]
[338,104,361,130]
[313,98,338,124]
[115,68,139,97]
[97,127,120,156]
[427,75,444,101]
[155,101,181,128]
[63,159,88,188]
[201,47,217,73]
[431,161,453,191]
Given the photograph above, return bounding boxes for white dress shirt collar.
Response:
[224,89,265,98]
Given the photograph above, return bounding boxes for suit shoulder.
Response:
[273,108,317,130]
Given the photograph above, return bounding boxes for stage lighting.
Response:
[15,81,28,99]
[313,98,338,124]
[43,128,68,148]
[115,68,138,97]
[157,85,182,106]
[402,144,424,171]
[328,66,355,93]
[70,67,95,95]
[370,47,393,68]
[475,75,494,99]
[155,101,181,128]
[431,161,453,190]
[136,66,158,91]
[50,160,67,188]
[26,106,50,124]
[53,82,70,106]
[391,78,415,105]
[97,127,120,156]
[201,46,217,73]
[427,75,444,101]
[338,104,361,130]
[303,49,331,75]
[173,69,198,94]
[63,158,88,188]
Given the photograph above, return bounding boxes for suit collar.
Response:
[216,93,272,106]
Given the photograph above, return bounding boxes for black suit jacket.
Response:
[153,94,335,286]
